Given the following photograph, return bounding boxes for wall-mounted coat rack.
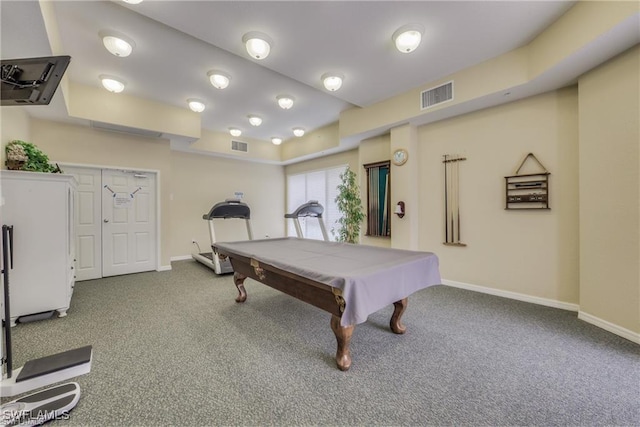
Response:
[504,153,550,210]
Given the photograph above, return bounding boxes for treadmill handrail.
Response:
[285,200,324,218]
[285,201,329,241]
[203,199,251,220]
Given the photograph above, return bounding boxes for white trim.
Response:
[578,311,640,344]
[442,279,579,312]
[157,264,172,272]
[170,255,192,262]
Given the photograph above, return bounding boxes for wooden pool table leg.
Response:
[390,298,408,334]
[234,272,247,303]
[330,315,354,371]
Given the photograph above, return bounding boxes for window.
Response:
[364,161,391,237]
[286,165,347,241]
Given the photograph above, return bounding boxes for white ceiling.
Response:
[1,0,583,144]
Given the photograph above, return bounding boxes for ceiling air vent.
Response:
[421,81,453,110]
[231,140,248,152]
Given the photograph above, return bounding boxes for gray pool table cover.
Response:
[215,237,441,326]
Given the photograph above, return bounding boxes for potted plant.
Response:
[333,167,365,244]
[5,140,61,173]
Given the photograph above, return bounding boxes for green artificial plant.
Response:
[333,167,365,244]
[5,140,60,173]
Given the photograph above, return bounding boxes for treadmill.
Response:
[192,199,253,274]
[285,200,329,241]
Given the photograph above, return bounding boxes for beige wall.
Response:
[418,88,580,304]
[528,1,639,79]
[340,48,528,140]
[170,151,285,257]
[390,124,420,250]
[29,119,174,268]
[284,149,357,176]
[578,45,639,335]
[69,83,201,140]
[281,123,341,162]
[0,107,31,205]
[1,107,31,158]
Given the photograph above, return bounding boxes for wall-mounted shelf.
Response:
[505,153,550,210]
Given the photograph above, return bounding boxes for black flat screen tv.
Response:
[1,55,71,106]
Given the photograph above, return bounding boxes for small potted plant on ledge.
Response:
[5,140,61,173]
[333,167,365,244]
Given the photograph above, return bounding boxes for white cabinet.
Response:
[0,171,77,325]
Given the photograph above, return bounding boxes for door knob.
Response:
[103,219,109,223]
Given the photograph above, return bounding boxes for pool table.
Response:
[213,237,441,371]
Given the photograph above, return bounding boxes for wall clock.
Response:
[392,148,408,166]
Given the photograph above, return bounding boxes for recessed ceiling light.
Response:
[99,31,136,57]
[207,70,231,89]
[321,73,344,91]
[248,115,262,126]
[392,24,424,53]
[122,0,143,3]
[187,98,206,113]
[276,95,294,110]
[293,128,305,137]
[242,31,273,60]
[271,137,282,145]
[99,75,126,93]
[229,128,242,137]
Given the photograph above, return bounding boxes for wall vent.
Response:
[231,140,248,152]
[420,81,454,110]
[90,121,163,138]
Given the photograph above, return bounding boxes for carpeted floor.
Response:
[3,260,639,426]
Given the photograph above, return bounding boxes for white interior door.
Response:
[66,166,158,279]
[102,169,157,276]
[65,166,102,281]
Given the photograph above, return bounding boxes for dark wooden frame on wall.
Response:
[504,153,550,210]
[363,160,391,237]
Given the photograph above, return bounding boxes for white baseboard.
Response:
[442,279,580,312]
[578,311,640,344]
[170,255,192,262]
[442,279,640,344]
[157,264,172,271]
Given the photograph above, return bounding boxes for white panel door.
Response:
[102,169,157,277]
[65,166,102,281]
